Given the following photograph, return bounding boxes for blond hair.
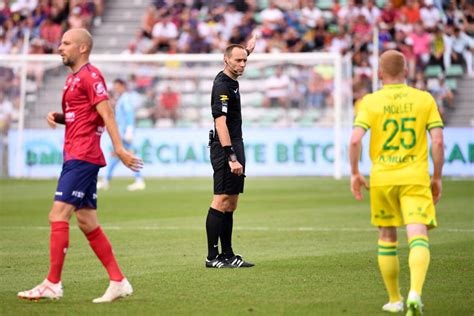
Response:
[379,50,406,79]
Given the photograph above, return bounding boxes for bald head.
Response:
[59,28,94,71]
[64,28,93,52]
[379,50,406,81]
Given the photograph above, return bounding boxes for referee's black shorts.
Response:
[210,140,245,195]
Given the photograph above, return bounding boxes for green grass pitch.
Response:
[0,177,473,315]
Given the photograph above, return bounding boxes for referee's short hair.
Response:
[225,44,245,57]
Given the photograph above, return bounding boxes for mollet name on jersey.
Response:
[379,154,416,163]
[383,103,413,114]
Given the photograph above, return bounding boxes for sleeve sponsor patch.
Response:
[220,95,228,113]
[93,82,106,96]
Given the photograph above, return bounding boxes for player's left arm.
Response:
[429,127,444,204]
[96,100,143,172]
[349,127,369,200]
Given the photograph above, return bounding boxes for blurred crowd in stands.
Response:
[126,0,474,121]
[1,0,473,129]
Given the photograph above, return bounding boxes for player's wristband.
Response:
[223,146,237,162]
[54,113,65,124]
[245,48,250,56]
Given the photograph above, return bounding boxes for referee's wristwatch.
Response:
[223,146,237,162]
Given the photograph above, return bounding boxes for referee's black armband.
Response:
[54,113,65,124]
[223,146,237,162]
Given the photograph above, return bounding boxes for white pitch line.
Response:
[1,226,473,233]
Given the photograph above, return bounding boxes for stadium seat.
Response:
[244,68,261,79]
[445,64,464,77]
[137,119,154,128]
[445,78,457,90]
[317,0,333,10]
[424,65,443,78]
[176,119,195,128]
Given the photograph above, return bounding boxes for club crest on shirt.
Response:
[94,82,106,96]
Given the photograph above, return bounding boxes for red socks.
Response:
[47,221,69,284]
[86,226,124,281]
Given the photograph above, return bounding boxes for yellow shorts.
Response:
[370,185,437,229]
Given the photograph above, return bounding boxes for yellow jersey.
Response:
[354,83,443,187]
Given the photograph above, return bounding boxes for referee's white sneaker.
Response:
[17,279,63,301]
[127,179,145,191]
[92,278,133,303]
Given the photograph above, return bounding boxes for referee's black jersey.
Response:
[211,71,242,141]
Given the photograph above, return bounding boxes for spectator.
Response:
[462,2,474,36]
[39,15,62,53]
[443,3,464,27]
[154,85,180,125]
[223,3,243,33]
[435,76,454,111]
[127,29,154,54]
[379,0,398,33]
[68,6,86,29]
[0,33,12,54]
[263,66,290,109]
[284,27,304,52]
[337,0,362,25]
[419,0,441,30]
[301,0,323,29]
[394,13,414,34]
[151,14,178,52]
[400,0,420,24]
[260,1,284,30]
[447,27,474,74]
[429,25,447,70]
[306,71,327,109]
[141,4,157,37]
[409,23,432,66]
[328,29,350,54]
[361,0,381,25]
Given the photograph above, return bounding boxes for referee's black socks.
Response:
[220,211,235,258]
[206,208,224,260]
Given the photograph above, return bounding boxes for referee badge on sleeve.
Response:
[220,95,229,113]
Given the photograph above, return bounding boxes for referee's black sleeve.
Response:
[211,83,230,119]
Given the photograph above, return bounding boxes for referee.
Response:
[205,35,257,268]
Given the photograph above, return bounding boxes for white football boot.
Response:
[406,291,423,316]
[382,300,404,313]
[17,279,63,301]
[97,179,109,190]
[127,179,145,191]
[92,278,133,303]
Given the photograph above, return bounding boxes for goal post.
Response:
[0,52,352,178]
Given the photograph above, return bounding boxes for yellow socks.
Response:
[408,235,430,295]
[378,240,402,302]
